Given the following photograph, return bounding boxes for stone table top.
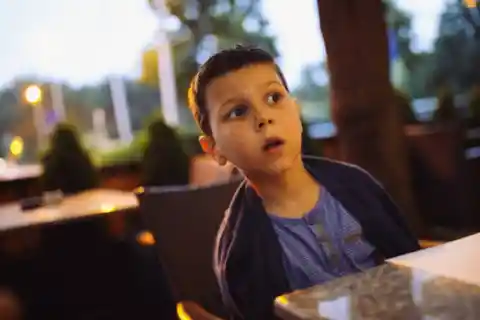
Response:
[0,189,138,232]
[389,233,480,286]
[275,234,480,319]
[275,263,480,320]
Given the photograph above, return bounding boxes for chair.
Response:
[135,179,241,317]
[406,123,474,235]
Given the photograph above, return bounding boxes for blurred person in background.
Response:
[41,123,98,195]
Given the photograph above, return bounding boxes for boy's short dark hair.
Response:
[188,45,289,135]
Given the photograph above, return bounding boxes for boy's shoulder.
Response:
[217,157,380,224]
[302,155,381,187]
[215,156,380,251]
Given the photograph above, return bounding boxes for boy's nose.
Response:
[255,116,274,131]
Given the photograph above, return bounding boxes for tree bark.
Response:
[316,0,423,235]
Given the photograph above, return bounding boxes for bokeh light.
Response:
[9,136,24,157]
[24,85,43,104]
[464,0,477,8]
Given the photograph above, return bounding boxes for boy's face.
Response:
[200,63,303,176]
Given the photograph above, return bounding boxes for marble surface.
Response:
[0,189,138,232]
[275,263,480,320]
[390,233,480,286]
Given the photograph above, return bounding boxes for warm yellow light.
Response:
[136,231,155,246]
[9,137,24,157]
[176,303,192,320]
[24,85,43,104]
[275,295,289,306]
[133,186,145,195]
[100,204,116,213]
[464,0,477,8]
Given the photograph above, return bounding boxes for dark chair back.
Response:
[136,179,241,316]
[406,123,473,231]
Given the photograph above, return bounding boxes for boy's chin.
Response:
[256,155,301,176]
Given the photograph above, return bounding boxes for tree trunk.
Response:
[316,0,423,235]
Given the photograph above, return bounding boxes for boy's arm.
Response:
[220,273,279,320]
[214,216,279,320]
[353,165,420,251]
[375,185,420,249]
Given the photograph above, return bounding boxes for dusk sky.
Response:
[0,0,448,88]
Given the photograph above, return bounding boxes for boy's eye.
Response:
[225,105,248,120]
[266,92,283,105]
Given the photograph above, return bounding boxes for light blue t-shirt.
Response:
[269,186,378,290]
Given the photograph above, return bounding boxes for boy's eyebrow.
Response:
[219,97,241,110]
[219,80,282,109]
[264,80,282,88]
[218,80,283,109]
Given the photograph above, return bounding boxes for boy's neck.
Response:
[246,156,320,217]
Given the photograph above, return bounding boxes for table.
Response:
[0,189,138,232]
[275,234,480,319]
[390,233,480,286]
[0,164,42,182]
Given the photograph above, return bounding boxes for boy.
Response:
[188,45,420,319]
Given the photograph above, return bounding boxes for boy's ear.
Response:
[199,135,213,154]
[199,135,227,166]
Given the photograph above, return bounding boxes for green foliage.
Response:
[141,117,190,186]
[384,0,436,98]
[98,111,166,166]
[406,52,436,99]
[384,0,415,70]
[0,80,51,162]
[293,62,330,123]
[98,110,201,166]
[98,131,149,166]
[430,2,480,93]
[41,123,99,194]
[0,88,21,136]
[433,87,457,122]
[294,62,329,101]
[142,0,278,104]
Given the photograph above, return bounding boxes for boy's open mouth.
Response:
[262,137,285,152]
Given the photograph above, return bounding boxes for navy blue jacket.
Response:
[214,156,420,319]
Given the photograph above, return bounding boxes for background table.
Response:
[0,164,42,183]
[0,189,138,232]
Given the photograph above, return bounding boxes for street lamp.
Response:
[24,85,43,105]
[24,85,46,149]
